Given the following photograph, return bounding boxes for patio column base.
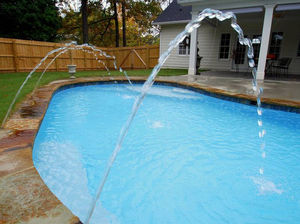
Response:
[188,68,197,76]
[187,74,197,82]
[256,71,265,80]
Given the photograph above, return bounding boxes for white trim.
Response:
[257,4,275,80]
[223,7,263,14]
[218,33,231,60]
[188,12,199,75]
[276,3,300,11]
[153,20,190,25]
[179,0,300,9]
[178,37,191,56]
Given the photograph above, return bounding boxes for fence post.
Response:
[12,40,19,72]
[84,48,87,70]
[146,46,150,69]
[106,49,110,70]
[114,50,119,69]
[131,49,134,69]
[54,44,59,71]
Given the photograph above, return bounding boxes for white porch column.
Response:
[256,4,275,80]
[188,12,200,75]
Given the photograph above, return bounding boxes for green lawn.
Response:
[0,69,188,125]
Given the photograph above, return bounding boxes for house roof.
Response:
[154,1,300,26]
[153,0,192,25]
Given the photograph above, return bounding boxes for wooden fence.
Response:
[0,38,159,73]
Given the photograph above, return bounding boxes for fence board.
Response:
[0,38,159,73]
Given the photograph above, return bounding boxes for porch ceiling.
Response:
[178,0,300,11]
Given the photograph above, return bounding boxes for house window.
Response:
[219,33,231,59]
[269,32,283,59]
[179,35,190,55]
[234,36,247,64]
[297,41,300,57]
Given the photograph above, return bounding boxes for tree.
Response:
[121,0,127,47]
[57,0,164,47]
[0,0,61,41]
[113,0,119,47]
[81,0,89,43]
[122,0,164,46]
[127,0,162,36]
[57,1,116,46]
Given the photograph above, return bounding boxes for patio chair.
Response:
[271,57,292,77]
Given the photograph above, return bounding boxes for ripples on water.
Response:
[33,84,300,224]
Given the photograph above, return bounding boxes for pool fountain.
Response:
[1,42,132,128]
[84,8,266,223]
[5,7,300,224]
[33,82,300,223]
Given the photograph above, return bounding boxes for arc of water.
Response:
[34,44,135,97]
[33,46,113,94]
[33,48,69,93]
[80,45,111,72]
[1,46,68,127]
[85,8,265,223]
[1,43,133,128]
[61,45,132,84]
[84,49,110,74]
[34,45,123,93]
[83,45,132,84]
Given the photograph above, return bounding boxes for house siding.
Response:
[198,21,234,71]
[160,21,240,71]
[160,24,190,69]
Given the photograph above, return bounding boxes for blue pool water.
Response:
[33,83,300,224]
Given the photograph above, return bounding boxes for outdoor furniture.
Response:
[265,54,276,75]
[265,58,275,74]
[271,57,292,77]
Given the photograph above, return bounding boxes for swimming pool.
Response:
[33,83,300,224]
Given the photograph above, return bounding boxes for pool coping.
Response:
[1,76,299,223]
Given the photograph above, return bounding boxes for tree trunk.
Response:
[121,0,126,47]
[113,0,119,47]
[81,0,88,43]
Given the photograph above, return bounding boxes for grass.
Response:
[0,68,188,126]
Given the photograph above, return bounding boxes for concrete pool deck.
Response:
[160,71,300,102]
[0,75,299,223]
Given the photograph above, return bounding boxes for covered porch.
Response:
[183,0,300,80]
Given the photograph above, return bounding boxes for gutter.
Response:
[152,19,191,25]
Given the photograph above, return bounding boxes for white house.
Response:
[153,0,300,80]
